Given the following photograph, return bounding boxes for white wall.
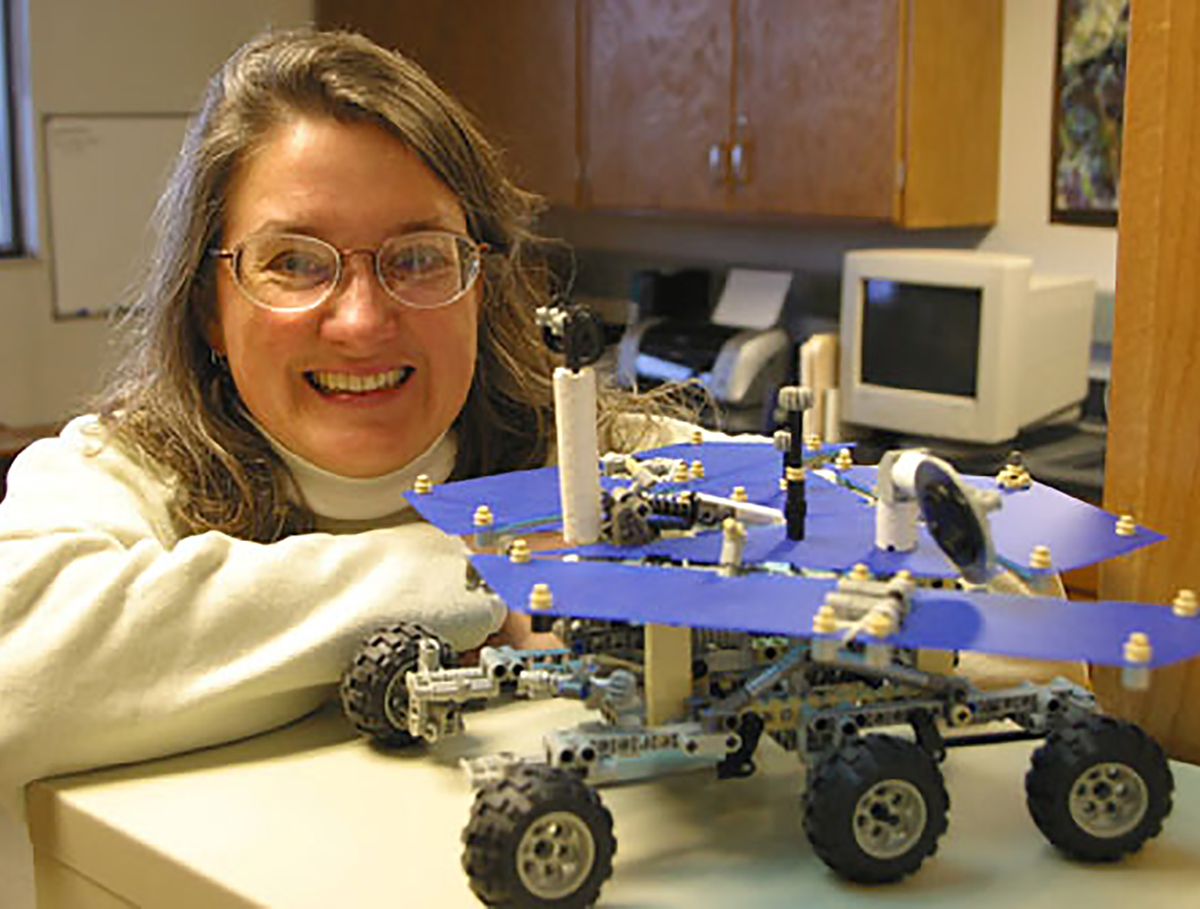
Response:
[0,0,314,426]
[978,0,1118,334]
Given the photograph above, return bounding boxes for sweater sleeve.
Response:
[0,417,504,823]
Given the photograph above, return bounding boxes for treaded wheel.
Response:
[1026,715,1173,861]
[804,735,949,883]
[463,765,616,908]
[339,623,454,747]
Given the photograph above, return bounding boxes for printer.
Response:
[615,268,792,432]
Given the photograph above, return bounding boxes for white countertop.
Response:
[28,697,1200,908]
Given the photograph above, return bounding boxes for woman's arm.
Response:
[0,419,503,821]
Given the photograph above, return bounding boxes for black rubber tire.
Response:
[463,765,616,908]
[804,735,949,883]
[339,623,454,747]
[1026,715,1173,862]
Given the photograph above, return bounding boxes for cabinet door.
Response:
[316,0,577,205]
[584,0,732,212]
[733,0,902,219]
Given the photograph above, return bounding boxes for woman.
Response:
[0,28,681,903]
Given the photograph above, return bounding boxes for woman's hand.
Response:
[485,608,563,651]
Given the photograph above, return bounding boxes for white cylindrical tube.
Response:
[876,497,920,552]
[695,493,784,525]
[719,518,747,576]
[555,366,601,544]
[823,388,841,444]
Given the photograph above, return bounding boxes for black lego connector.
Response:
[536,298,606,373]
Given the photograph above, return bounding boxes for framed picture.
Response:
[1050,0,1129,227]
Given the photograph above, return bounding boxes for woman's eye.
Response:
[265,250,327,279]
[385,245,451,281]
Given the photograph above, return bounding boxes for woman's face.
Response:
[210,116,480,477]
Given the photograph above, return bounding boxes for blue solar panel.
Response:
[471,553,1200,668]
[409,439,1164,591]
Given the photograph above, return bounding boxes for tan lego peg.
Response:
[865,608,895,639]
[528,583,553,611]
[689,459,705,480]
[1115,514,1138,536]
[1124,631,1152,664]
[413,474,433,494]
[1029,544,1053,570]
[1173,589,1198,618]
[508,539,531,564]
[730,485,749,503]
[812,603,838,635]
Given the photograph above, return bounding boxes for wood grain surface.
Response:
[1091,0,1200,764]
[584,0,732,212]
[316,0,578,205]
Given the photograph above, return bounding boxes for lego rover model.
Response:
[339,305,1199,908]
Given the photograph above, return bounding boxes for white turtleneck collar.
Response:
[254,424,458,521]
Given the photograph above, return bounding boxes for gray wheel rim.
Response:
[853,779,928,860]
[1068,761,1148,838]
[383,671,409,731]
[516,810,597,900]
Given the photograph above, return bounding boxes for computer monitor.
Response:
[839,249,1095,444]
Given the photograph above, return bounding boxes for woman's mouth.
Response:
[305,367,414,395]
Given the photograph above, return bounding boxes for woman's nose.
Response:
[320,252,399,341]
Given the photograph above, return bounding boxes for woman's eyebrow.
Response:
[243,216,466,239]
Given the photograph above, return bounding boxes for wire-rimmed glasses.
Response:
[211,230,485,313]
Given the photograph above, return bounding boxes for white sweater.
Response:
[0,415,506,904]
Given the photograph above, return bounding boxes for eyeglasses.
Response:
[211,230,485,313]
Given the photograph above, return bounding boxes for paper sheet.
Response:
[711,268,792,329]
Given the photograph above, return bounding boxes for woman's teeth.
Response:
[307,368,412,394]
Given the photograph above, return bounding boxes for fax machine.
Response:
[615,269,792,432]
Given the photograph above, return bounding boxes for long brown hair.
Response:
[95,28,564,540]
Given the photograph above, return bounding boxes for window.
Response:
[0,0,23,255]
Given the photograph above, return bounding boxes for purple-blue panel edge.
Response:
[471,554,1200,668]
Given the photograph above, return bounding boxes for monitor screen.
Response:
[860,279,982,398]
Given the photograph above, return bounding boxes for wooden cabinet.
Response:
[583,0,732,213]
[315,0,578,206]
[584,0,1001,225]
[319,0,1001,227]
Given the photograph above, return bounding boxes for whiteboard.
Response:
[43,113,191,319]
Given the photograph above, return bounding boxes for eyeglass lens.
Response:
[233,232,479,310]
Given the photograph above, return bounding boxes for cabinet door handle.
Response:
[731,142,749,185]
[708,143,728,185]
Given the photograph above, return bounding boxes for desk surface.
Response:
[28,698,1200,909]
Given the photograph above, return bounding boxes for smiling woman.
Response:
[97,28,566,539]
[208,117,483,479]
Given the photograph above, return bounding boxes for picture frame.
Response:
[1050,0,1129,227]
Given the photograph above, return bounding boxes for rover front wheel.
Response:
[463,765,615,908]
[803,734,949,883]
[1026,715,1173,861]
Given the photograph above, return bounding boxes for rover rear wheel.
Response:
[339,623,453,747]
